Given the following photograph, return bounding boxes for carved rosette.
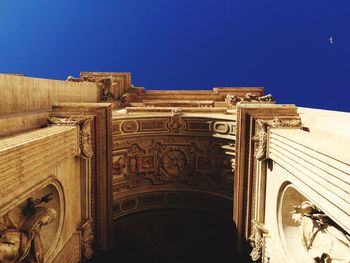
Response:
[252,118,302,161]
[79,219,93,260]
[48,116,93,159]
[162,149,187,177]
[249,220,269,262]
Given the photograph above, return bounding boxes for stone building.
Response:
[0,72,349,262]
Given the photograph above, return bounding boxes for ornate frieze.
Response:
[113,117,235,138]
[225,93,274,107]
[139,120,167,131]
[120,120,139,133]
[252,118,302,161]
[48,116,93,159]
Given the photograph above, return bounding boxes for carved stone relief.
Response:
[291,201,350,262]
[67,74,130,106]
[121,120,139,133]
[249,220,269,262]
[280,184,350,263]
[113,117,235,137]
[0,185,61,263]
[225,93,275,107]
[112,135,233,196]
[166,116,186,133]
[252,118,302,161]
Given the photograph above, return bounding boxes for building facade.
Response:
[0,72,349,262]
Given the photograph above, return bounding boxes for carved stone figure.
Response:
[291,201,350,262]
[0,206,57,263]
[249,220,268,262]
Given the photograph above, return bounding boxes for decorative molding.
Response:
[252,118,302,161]
[52,103,113,250]
[166,116,185,133]
[47,116,79,125]
[233,104,300,250]
[113,191,232,220]
[120,120,139,133]
[113,117,235,139]
[48,116,93,159]
[225,93,274,107]
[249,220,269,262]
[79,218,93,261]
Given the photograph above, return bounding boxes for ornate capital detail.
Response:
[48,116,93,159]
[48,116,80,125]
[252,118,302,161]
[225,93,275,107]
[67,75,129,107]
[79,218,93,260]
[249,220,269,262]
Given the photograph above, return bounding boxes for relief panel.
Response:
[112,135,233,197]
[0,183,63,263]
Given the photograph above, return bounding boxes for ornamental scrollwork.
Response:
[249,220,269,262]
[252,118,302,161]
[162,149,187,177]
[225,93,275,107]
[48,116,93,159]
[66,75,129,107]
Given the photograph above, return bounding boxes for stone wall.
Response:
[0,74,98,137]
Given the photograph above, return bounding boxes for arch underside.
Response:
[112,111,236,219]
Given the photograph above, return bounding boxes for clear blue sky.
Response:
[0,0,349,111]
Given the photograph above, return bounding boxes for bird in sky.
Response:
[329,36,334,44]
